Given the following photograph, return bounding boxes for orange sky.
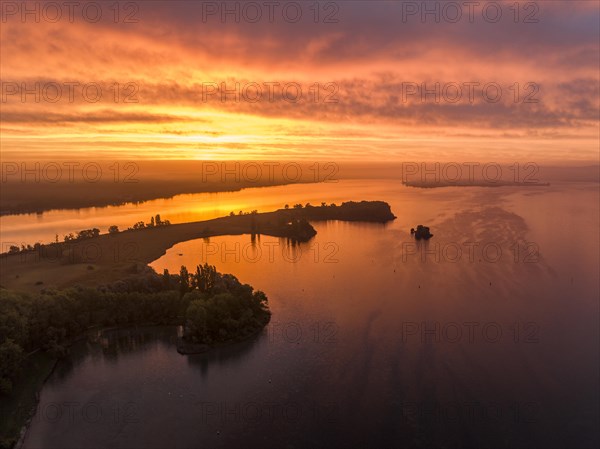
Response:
[1,1,599,162]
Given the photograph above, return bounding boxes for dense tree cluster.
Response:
[126,214,172,231]
[0,287,184,395]
[181,266,270,345]
[63,228,100,242]
[0,263,269,396]
[293,200,395,223]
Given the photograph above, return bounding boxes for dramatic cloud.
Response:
[1,0,598,162]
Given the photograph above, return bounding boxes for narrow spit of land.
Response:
[0,201,395,293]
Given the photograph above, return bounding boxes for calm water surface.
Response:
[18,180,600,448]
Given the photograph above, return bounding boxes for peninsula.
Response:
[0,201,395,293]
[0,200,395,448]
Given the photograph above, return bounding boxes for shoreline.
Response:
[0,179,319,217]
[0,201,396,293]
[12,357,59,449]
[1,200,395,448]
[11,323,173,449]
[176,314,271,355]
[10,321,270,449]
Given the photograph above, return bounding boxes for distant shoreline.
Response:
[0,179,316,217]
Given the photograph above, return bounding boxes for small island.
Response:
[411,225,433,240]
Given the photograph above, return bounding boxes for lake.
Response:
[14,179,600,448]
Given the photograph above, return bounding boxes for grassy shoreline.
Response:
[0,201,395,294]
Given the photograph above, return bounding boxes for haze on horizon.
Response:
[1,0,599,163]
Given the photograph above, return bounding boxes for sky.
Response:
[1,0,599,162]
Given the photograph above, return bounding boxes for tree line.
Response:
[3,214,172,256]
[0,263,270,396]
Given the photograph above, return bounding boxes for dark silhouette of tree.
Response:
[179,265,190,296]
[108,225,119,234]
[162,269,171,290]
[195,263,217,294]
[75,228,100,240]
[0,339,23,394]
